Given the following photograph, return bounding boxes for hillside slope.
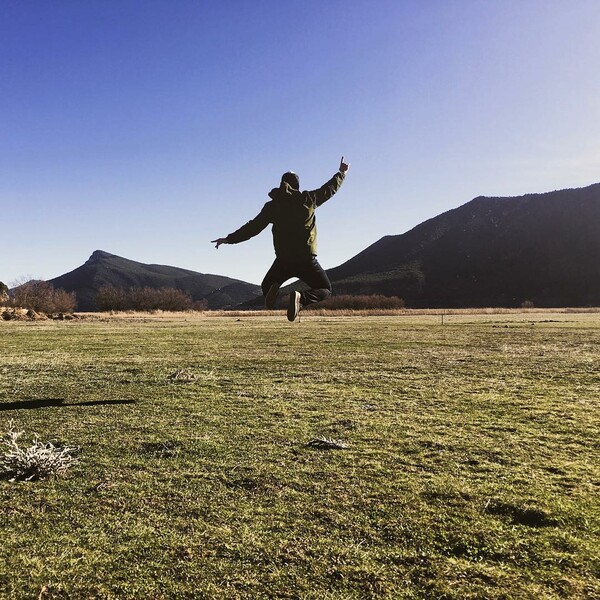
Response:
[327,183,600,307]
[50,250,261,310]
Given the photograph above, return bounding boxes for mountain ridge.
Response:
[327,182,600,307]
[49,250,262,310]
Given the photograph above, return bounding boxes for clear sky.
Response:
[2,1,599,286]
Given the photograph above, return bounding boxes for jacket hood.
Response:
[268,182,298,200]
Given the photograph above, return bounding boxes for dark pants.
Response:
[261,255,332,306]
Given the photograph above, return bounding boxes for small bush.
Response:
[1,421,79,482]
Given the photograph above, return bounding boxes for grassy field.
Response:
[1,313,599,599]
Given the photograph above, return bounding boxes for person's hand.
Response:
[211,238,228,249]
[339,156,350,173]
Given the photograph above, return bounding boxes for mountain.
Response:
[51,183,600,311]
[49,250,261,310]
[326,182,600,307]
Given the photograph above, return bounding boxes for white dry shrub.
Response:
[167,368,197,382]
[1,420,79,482]
[306,436,349,450]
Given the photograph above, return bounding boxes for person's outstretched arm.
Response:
[306,157,350,208]
[212,205,271,249]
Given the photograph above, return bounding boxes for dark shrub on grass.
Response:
[96,284,195,312]
[304,294,405,311]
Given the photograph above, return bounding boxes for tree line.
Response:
[0,281,206,313]
[1,281,76,314]
[95,284,206,311]
[1,280,405,313]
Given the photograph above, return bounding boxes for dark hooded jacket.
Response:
[225,171,345,259]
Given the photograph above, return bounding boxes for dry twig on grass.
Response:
[306,436,349,450]
[167,368,197,382]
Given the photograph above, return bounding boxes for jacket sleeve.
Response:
[305,171,345,208]
[225,204,271,244]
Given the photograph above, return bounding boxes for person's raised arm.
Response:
[307,156,350,208]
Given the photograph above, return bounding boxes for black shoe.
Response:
[264,283,280,310]
[287,291,301,322]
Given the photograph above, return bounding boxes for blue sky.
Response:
[2,1,599,286]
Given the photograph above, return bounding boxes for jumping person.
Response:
[212,157,350,321]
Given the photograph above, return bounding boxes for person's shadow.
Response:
[0,398,136,411]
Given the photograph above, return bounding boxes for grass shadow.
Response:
[0,399,136,411]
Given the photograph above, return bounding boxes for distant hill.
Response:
[49,250,262,310]
[327,182,600,307]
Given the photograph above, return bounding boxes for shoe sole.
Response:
[265,284,280,310]
[287,291,301,322]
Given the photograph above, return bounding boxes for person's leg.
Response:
[261,258,293,309]
[296,256,332,306]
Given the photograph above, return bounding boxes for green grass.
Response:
[1,314,599,599]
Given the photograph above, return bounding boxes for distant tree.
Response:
[192,299,208,311]
[96,284,127,311]
[151,287,194,311]
[8,281,76,314]
[51,288,79,313]
[521,300,535,309]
